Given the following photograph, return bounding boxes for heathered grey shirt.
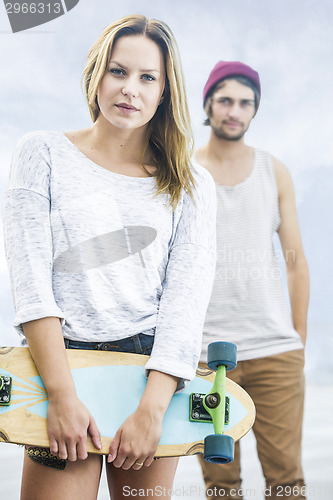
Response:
[3,131,216,384]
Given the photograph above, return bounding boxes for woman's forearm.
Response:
[22,317,76,398]
[22,316,101,458]
[138,370,179,417]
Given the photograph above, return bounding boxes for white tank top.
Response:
[200,149,304,362]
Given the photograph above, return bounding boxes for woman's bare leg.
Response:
[107,457,179,499]
[20,453,103,500]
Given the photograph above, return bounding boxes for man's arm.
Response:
[274,158,310,345]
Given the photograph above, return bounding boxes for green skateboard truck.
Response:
[190,341,237,463]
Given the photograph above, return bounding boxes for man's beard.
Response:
[211,122,249,141]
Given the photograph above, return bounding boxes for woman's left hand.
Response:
[107,370,179,470]
[107,405,163,469]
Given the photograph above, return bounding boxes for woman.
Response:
[3,15,216,500]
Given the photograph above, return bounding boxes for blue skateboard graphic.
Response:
[0,346,255,461]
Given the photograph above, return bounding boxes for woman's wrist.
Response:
[47,384,77,401]
[138,370,179,418]
[136,401,165,423]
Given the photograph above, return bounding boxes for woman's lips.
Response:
[116,103,138,113]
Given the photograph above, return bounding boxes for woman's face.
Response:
[97,34,166,132]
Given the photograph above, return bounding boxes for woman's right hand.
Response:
[21,318,102,462]
[47,393,102,461]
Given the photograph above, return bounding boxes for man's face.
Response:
[207,79,256,141]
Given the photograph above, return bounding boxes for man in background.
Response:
[195,61,309,500]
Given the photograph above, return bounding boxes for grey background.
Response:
[0,0,332,382]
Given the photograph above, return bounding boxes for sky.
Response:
[0,0,332,363]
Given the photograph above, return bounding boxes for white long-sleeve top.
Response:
[3,131,216,384]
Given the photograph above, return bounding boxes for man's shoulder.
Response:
[254,150,290,178]
[270,155,291,178]
[267,155,294,198]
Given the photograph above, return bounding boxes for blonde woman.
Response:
[3,15,216,500]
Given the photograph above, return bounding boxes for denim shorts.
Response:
[26,332,155,470]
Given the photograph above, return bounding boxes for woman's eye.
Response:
[142,74,155,82]
[110,68,125,76]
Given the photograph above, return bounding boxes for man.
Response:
[195,61,310,500]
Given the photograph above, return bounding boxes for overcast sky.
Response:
[0,0,332,348]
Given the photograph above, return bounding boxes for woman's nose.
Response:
[121,77,139,98]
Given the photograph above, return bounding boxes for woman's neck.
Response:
[64,118,156,177]
[90,117,151,165]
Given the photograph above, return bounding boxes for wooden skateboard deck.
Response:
[0,346,255,458]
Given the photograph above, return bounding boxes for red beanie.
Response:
[203,61,261,106]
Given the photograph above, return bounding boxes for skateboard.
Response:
[0,342,255,463]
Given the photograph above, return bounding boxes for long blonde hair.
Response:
[82,15,194,208]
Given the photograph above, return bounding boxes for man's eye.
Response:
[142,74,155,82]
